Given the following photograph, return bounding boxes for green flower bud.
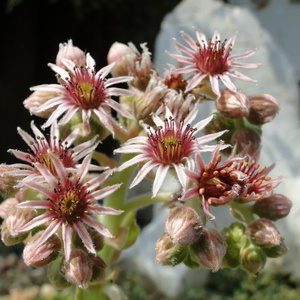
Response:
[90,255,107,282]
[222,222,248,268]
[240,243,266,275]
[47,257,71,289]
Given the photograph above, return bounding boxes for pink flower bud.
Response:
[247,219,281,248]
[62,249,92,289]
[56,40,86,68]
[107,41,153,90]
[90,255,106,282]
[0,164,21,197]
[5,206,36,238]
[247,94,279,125]
[24,90,59,118]
[155,232,187,266]
[23,231,61,267]
[165,206,202,246]
[216,89,250,119]
[231,128,261,156]
[190,228,227,272]
[253,194,292,221]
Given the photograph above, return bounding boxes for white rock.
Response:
[121,0,300,296]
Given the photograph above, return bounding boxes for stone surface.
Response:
[121,0,300,297]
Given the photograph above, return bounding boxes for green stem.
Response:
[230,201,255,224]
[75,287,84,300]
[124,192,170,212]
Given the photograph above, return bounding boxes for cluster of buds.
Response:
[223,219,288,275]
[156,206,227,272]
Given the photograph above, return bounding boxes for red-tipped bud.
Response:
[165,206,202,246]
[247,94,279,125]
[190,228,227,272]
[23,231,61,267]
[216,89,250,119]
[240,243,266,275]
[56,40,86,68]
[247,219,281,248]
[62,249,92,289]
[155,232,187,266]
[253,194,292,221]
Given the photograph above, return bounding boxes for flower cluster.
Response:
[0,29,292,297]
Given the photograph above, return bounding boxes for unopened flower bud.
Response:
[0,197,18,219]
[247,219,281,248]
[165,206,202,246]
[247,94,279,125]
[231,128,261,156]
[56,40,86,68]
[216,89,250,119]
[5,206,36,238]
[23,231,61,267]
[48,257,71,288]
[24,90,59,118]
[222,222,247,268]
[90,255,106,282]
[253,194,292,221]
[62,249,92,289]
[190,228,227,272]
[1,222,27,246]
[107,42,153,90]
[263,237,288,258]
[155,232,187,266]
[240,243,266,275]
[107,42,136,76]
[0,164,22,197]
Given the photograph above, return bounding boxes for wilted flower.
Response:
[181,145,246,219]
[30,49,133,135]
[169,29,260,96]
[115,107,227,197]
[15,152,122,261]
